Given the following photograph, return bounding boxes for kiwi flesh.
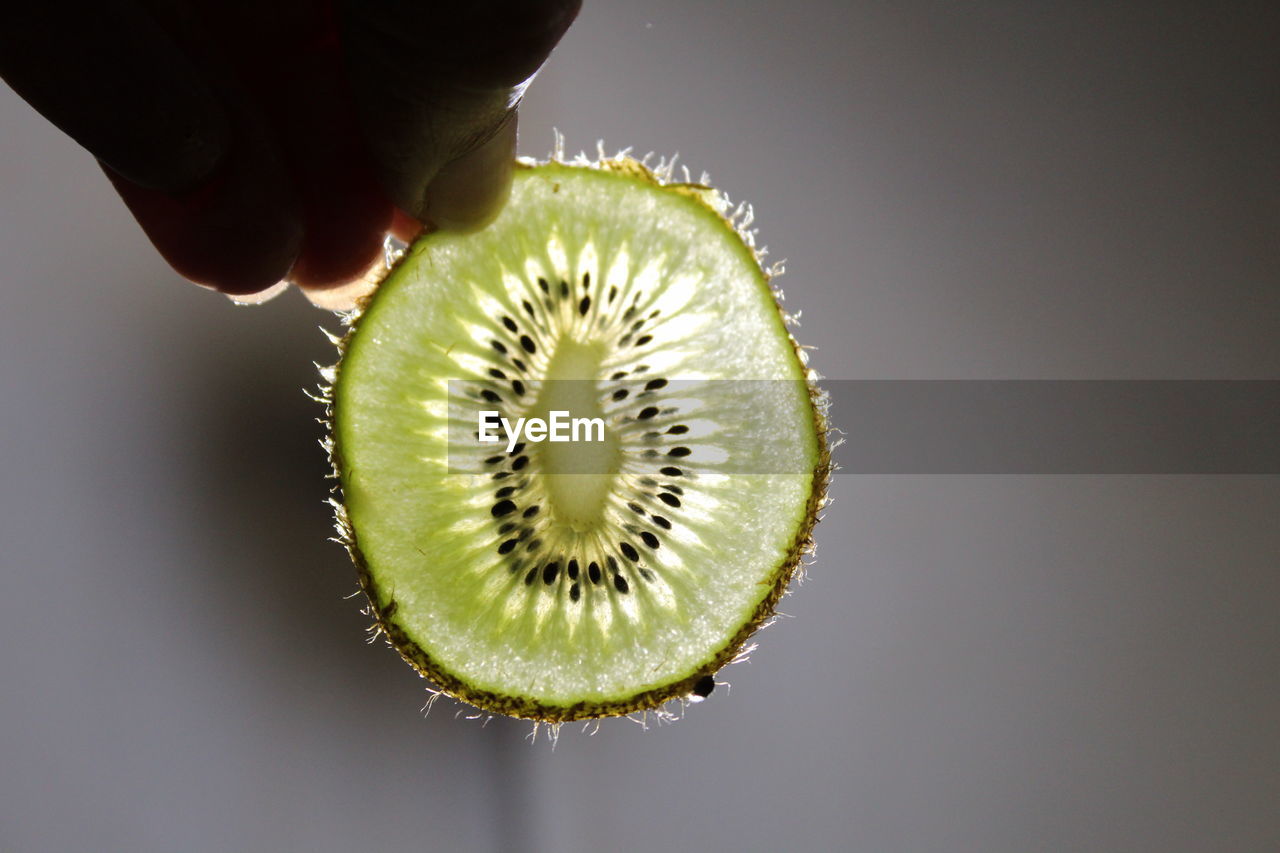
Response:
[324,150,830,722]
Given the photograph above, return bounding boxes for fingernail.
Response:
[300,259,385,312]
[225,281,290,305]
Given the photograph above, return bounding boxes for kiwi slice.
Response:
[325,152,830,721]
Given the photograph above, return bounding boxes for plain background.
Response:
[2,2,1278,851]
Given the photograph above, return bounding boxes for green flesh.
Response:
[332,160,825,720]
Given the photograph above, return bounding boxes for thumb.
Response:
[340,0,579,228]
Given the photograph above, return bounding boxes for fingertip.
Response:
[420,113,518,233]
[286,192,390,290]
[106,168,302,295]
[298,261,384,312]
[102,124,303,295]
[390,208,424,243]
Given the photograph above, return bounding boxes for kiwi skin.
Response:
[322,154,833,723]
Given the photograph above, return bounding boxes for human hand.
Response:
[0,0,580,308]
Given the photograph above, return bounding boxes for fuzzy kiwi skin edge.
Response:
[323,157,833,723]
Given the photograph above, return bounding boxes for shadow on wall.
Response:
[156,293,533,743]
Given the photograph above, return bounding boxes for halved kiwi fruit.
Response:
[324,151,830,722]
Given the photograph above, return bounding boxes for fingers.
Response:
[101,98,304,295]
[2,0,577,301]
[268,40,397,291]
[341,0,579,226]
[2,1,306,293]
[0,2,228,193]
[132,0,395,293]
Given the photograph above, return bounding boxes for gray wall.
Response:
[2,2,1277,851]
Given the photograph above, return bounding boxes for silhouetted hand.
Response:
[0,0,580,306]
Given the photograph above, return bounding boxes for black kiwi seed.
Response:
[542,562,560,584]
[606,556,619,574]
[666,425,689,435]
[620,542,639,562]
[495,486,516,498]
[510,443,526,455]
[481,389,501,403]
[613,574,630,594]
[559,280,569,298]
[609,284,618,303]
[662,484,683,495]
[491,500,517,517]
[657,492,681,508]
[667,446,692,457]
[522,299,536,318]
[610,371,627,380]
[579,296,591,315]
[612,389,629,401]
[588,561,602,584]
[524,566,539,585]
[491,340,507,354]
[570,583,581,602]
[498,539,519,554]
[525,538,542,552]
[522,505,540,518]
[520,335,536,354]
[502,316,518,332]
[489,368,507,379]
[659,466,683,477]
[645,378,668,391]
[651,515,671,530]
[627,502,645,515]
[638,406,659,420]
[492,471,511,480]
[568,559,580,580]
[512,455,529,471]
[512,358,527,372]
[639,568,655,582]
[640,531,660,549]
[538,277,549,293]
[485,455,504,465]
[497,521,516,534]
[512,379,526,396]
[582,272,591,290]
[635,335,653,347]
